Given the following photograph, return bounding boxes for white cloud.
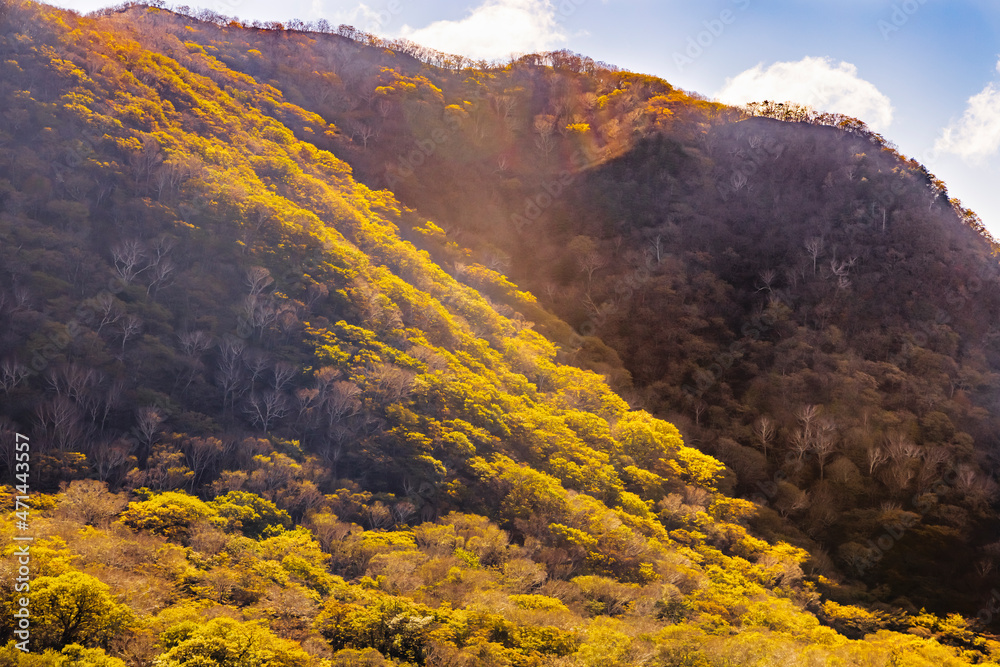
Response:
[395,0,567,61]
[935,61,1000,164]
[714,56,894,132]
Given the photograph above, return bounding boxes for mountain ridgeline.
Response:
[2,2,1000,665]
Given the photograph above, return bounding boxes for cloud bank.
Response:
[935,60,1000,163]
[396,0,567,61]
[715,56,894,132]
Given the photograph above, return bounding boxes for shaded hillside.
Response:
[2,2,1000,666]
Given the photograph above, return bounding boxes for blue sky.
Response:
[47,0,1000,236]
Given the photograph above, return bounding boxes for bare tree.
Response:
[146,257,175,298]
[11,286,31,312]
[692,400,707,427]
[245,390,287,432]
[127,134,163,190]
[366,363,414,406]
[491,94,516,120]
[244,266,273,297]
[294,387,321,431]
[752,415,776,458]
[0,359,30,393]
[91,439,135,484]
[244,349,271,387]
[92,293,123,337]
[885,432,919,463]
[111,240,147,284]
[182,436,224,485]
[366,501,394,529]
[813,420,838,480]
[322,380,363,427]
[304,283,329,311]
[272,362,297,391]
[0,417,18,471]
[242,295,277,339]
[352,121,377,149]
[804,237,823,274]
[98,379,126,432]
[533,115,556,157]
[394,501,416,525]
[866,444,888,475]
[179,330,212,358]
[796,404,820,439]
[35,396,85,451]
[881,460,916,494]
[117,315,142,356]
[730,171,749,193]
[917,446,949,488]
[789,429,811,462]
[757,269,776,293]
[648,234,664,265]
[150,234,176,262]
[216,338,247,413]
[134,407,164,453]
[46,363,97,402]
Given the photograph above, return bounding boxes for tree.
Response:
[789,429,811,462]
[796,404,820,438]
[146,256,175,298]
[804,237,823,274]
[315,594,435,663]
[117,315,142,356]
[216,338,247,413]
[244,266,274,297]
[156,617,311,667]
[753,415,776,458]
[813,420,837,480]
[91,439,136,484]
[118,490,217,542]
[272,361,297,391]
[110,240,147,284]
[34,396,86,452]
[177,331,212,390]
[92,293,123,337]
[866,444,888,475]
[181,436,224,485]
[351,121,377,149]
[568,236,606,291]
[245,390,288,432]
[57,479,128,527]
[31,572,135,649]
[0,359,30,392]
[210,489,292,537]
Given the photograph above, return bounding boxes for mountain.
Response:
[2,2,1000,665]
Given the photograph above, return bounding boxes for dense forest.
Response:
[3,1,1000,665]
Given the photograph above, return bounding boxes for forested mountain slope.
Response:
[172,1,1000,618]
[1,2,1000,665]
